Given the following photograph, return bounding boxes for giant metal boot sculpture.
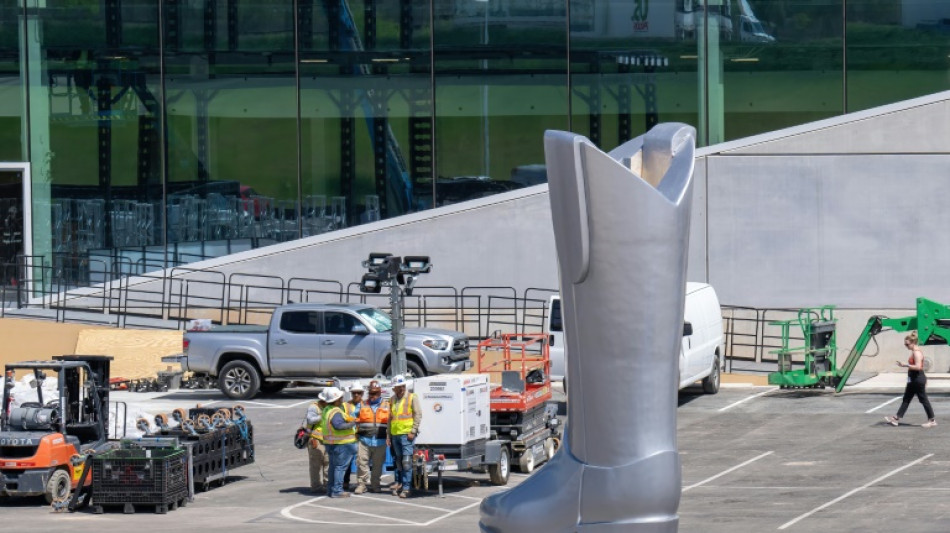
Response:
[480,123,696,532]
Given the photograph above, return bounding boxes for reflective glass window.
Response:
[571,0,699,147]
[0,0,23,162]
[164,0,298,262]
[846,0,950,112]
[299,1,431,229]
[720,0,843,143]
[24,0,163,284]
[433,0,568,207]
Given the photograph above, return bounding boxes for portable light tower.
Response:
[359,253,432,377]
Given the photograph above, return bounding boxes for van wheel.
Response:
[218,360,261,400]
[702,355,721,394]
[45,469,71,504]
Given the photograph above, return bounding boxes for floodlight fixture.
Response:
[402,256,432,274]
[362,252,394,271]
[359,273,384,293]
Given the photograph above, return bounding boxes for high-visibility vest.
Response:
[356,401,390,434]
[308,402,324,442]
[322,405,357,445]
[389,393,416,436]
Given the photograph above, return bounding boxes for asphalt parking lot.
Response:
[5,380,950,532]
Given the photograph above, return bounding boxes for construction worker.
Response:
[388,374,421,498]
[342,382,364,490]
[354,379,390,494]
[321,386,357,498]
[305,394,329,494]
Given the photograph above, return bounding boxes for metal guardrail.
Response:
[0,254,808,364]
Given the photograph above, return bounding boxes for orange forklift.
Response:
[0,355,114,504]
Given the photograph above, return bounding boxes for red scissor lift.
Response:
[477,333,561,473]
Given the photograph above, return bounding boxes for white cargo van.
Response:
[547,282,724,394]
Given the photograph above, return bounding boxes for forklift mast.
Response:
[52,355,112,434]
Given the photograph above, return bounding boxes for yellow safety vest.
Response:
[322,406,357,445]
[308,402,324,442]
[389,393,416,436]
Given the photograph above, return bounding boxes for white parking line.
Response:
[353,494,453,512]
[718,389,774,412]
[682,451,774,492]
[419,501,482,527]
[280,492,482,527]
[777,454,933,530]
[865,396,901,413]
[309,503,422,525]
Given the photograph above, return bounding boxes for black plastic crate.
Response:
[92,448,188,498]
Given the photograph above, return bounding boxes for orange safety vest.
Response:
[356,401,390,434]
[389,393,416,436]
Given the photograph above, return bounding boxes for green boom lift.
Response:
[768,298,950,393]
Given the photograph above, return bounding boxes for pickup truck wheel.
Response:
[218,361,261,400]
[702,355,721,394]
[385,360,426,379]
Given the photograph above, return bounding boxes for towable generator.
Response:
[0,355,114,503]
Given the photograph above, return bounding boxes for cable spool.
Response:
[154,412,169,429]
[181,418,197,435]
[232,405,246,419]
[215,408,232,420]
[136,418,151,434]
[172,408,188,423]
[211,412,228,428]
[196,414,212,431]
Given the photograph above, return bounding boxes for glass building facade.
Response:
[0,0,948,287]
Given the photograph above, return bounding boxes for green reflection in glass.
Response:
[164,0,298,248]
[434,0,567,207]
[846,0,950,113]
[719,0,843,141]
[25,0,164,284]
[571,0,699,147]
[1,0,23,161]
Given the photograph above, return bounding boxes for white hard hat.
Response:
[349,381,365,392]
[322,386,344,403]
[391,374,409,387]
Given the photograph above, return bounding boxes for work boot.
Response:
[481,126,695,533]
[399,490,410,499]
[369,486,381,493]
[354,485,367,495]
[388,482,401,490]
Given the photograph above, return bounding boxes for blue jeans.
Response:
[391,434,414,489]
[326,442,357,497]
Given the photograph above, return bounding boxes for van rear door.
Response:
[547,296,566,381]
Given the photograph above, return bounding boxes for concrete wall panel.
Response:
[707,154,950,308]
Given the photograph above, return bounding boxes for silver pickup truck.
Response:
[182,303,472,399]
